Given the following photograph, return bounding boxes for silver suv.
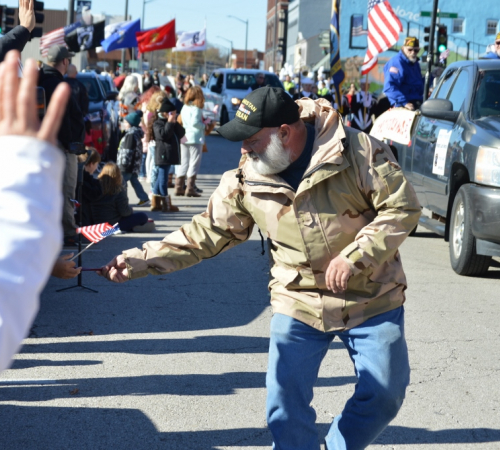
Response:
[203,68,283,125]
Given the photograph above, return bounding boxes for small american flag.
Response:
[40,27,67,58]
[76,222,120,244]
[352,15,368,37]
[361,0,402,75]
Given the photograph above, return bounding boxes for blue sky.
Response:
[43,0,268,52]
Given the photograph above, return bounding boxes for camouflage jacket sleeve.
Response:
[122,171,255,279]
[339,131,421,275]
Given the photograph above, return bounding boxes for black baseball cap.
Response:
[47,45,75,63]
[217,86,300,142]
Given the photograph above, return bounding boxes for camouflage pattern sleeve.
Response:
[340,131,421,275]
[123,171,255,279]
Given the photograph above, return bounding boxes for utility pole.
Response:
[66,0,74,25]
[423,0,439,101]
[120,0,129,73]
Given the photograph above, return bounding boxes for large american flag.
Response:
[361,0,402,75]
[40,27,67,58]
[76,222,120,244]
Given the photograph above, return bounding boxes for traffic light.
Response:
[437,25,448,53]
[31,1,44,38]
[423,26,432,54]
[4,7,16,34]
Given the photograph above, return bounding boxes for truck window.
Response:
[447,70,469,111]
[473,70,500,118]
[434,69,457,100]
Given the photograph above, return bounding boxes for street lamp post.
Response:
[217,36,233,68]
[139,0,164,71]
[227,15,248,68]
[121,0,129,72]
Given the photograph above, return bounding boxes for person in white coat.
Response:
[0,50,70,371]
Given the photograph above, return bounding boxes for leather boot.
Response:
[186,176,201,197]
[174,175,186,196]
[162,195,179,212]
[150,194,162,211]
[167,173,175,188]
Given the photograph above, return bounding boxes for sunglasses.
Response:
[495,41,500,46]
[406,48,420,53]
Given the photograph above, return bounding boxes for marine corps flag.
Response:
[330,0,345,113]
[136,19,176,53]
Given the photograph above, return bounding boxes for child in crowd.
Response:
[92,162,150,232]
[117,110,150,207]
[150,97,185,212]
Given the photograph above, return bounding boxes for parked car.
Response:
[372,60,500,276]
[203,68,283,125]
[76,71,114,157]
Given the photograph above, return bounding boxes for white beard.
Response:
[247,133,291,175]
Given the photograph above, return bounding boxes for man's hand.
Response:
[99,254,129,283]
[404,103,415,111]
[19,0,36,32]
[325,255,353,294]
[51,253,82,279]
[0,51,70,145]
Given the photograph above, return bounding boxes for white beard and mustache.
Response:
[247,132,292,175]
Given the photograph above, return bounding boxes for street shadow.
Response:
[9,359,102,370]
[0,372,356,402]
[0,404,273,449]
[18,336,345,357]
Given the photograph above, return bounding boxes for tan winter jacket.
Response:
[123,98,421,332]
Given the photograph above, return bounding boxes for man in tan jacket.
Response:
[101,87,421,450]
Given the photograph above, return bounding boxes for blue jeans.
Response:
[122,172,148,202]
[153,164,171,197]
[266,307,409,450]
[139,153,147,178]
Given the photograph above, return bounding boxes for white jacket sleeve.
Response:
[0,136,65,371]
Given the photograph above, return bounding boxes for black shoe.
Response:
[195,186,203,194]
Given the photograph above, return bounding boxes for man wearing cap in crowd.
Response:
[484,32,500,59]
[100,86,421,449]
[39,44,86,246]
[383,36,424,111]
[293,76,319,100]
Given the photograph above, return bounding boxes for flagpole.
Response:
[70,242,96,262]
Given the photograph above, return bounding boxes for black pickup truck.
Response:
[374,60,500,276]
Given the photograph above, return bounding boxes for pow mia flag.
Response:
[173,27,206,52]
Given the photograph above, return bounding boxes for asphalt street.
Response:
[1,132,500,450]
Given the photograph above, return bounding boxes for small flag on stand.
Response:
[76,222,120,244]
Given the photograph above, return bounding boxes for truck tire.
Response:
[220,106,229,126]
[449,186,491,276]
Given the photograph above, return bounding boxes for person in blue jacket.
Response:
[483,33,500,59]
[383,37,424,111]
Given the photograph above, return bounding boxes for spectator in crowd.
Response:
[175,86,207,197]
[152,70,161,87]
[151,97,184,211]
[100,86,421,450]
[143,70,153,92]
[38,44,86,247]
[283,74,295,93]
[138,86,161,180]
[91,162,150,232]
[317,80,329,97]
[383,36,424,110]
[158,69,172,90]
[484,32,500,59]
[293,77,319,100]
[117,110,150,207]
[144,90,168,192]
[118,75,140,118]
[80,148,102,225]
[0,0,35,61]
[248,72,266,92]
[0,50,70,371]
[199,73,209,87]
[65,63,89,115]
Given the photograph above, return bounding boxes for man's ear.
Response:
[279,124,292,145]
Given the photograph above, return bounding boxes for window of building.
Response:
[486,20,498,35]
[453,18,464,34]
